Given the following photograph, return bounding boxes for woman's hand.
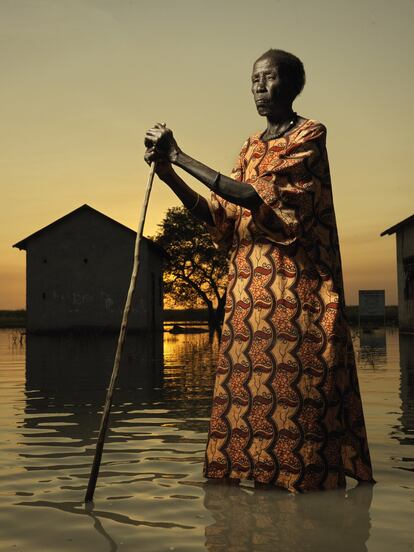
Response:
[144,123,181,163]
[144,145,174,178]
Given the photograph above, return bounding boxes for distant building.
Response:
[381,214,414,333]
[13,205,164,333]
[358,289,385,326]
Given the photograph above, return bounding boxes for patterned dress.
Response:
[203,119,375,493]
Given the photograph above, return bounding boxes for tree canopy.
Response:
[153,206,229,331]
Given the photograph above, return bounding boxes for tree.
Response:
[153,206,229,332]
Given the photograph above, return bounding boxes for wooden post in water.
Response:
[85,161,157,503]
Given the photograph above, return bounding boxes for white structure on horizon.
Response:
[358,290,385,326]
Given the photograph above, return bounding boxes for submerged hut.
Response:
[381,214,414,333]
[13,204,163,333]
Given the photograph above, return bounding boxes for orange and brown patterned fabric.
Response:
[203,119,375,493]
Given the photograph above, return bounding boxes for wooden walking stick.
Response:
[85,160,157,503]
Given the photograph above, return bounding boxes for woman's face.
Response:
[251,57,291,115]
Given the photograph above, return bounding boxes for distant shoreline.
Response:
[0,306,399,329]
[0,310,26,328]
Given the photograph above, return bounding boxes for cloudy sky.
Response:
[1,0,413,307]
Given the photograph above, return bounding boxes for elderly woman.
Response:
[144,48,376,493]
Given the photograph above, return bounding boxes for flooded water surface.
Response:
[0,326,413,551]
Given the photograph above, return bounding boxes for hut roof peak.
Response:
[12,204,162,254]
[380,214,414,236]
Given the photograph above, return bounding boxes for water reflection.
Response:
[203,482,373,552]
[1,327,413,551]
[23,333,164,454]
[22,331,218,477]
[20,329,414,494]
[359,326,386,351]
[26,332,164,394]
[16,498,195,530]
[358,326,387,369]
[397,333,414,467]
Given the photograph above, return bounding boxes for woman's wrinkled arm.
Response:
[173,151,262,210]
[156,163,214,225]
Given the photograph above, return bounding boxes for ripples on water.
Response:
[0,326,413,551]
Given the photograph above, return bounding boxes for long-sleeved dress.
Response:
[203,119,375,493]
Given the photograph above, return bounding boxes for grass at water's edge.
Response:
[0,306,398,329]
[0,310,26,328]
[164,306,398,324]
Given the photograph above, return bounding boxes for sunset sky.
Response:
[1,0,413,308]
